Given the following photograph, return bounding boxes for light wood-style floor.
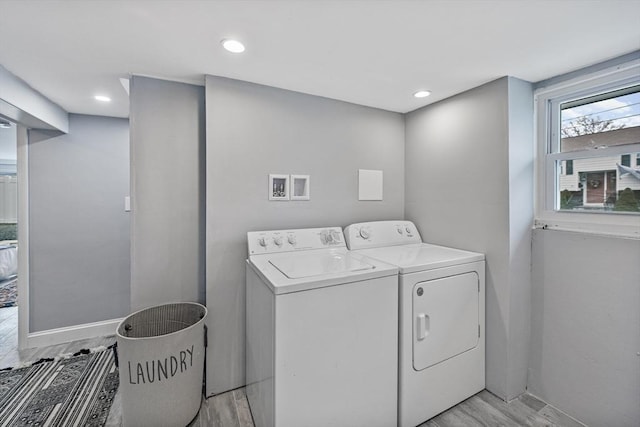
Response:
[421,390,585,427]
[0,312,585,427]
[185,388,585,427]
[0,306,19,367]
[0,306,115,369]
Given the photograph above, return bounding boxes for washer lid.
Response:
[248,248,398,294]
[356,243,484,274]
[269,251,374,279]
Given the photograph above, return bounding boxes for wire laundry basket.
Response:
[116,302,208,427]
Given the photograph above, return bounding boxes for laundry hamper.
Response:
[116,302,208,427]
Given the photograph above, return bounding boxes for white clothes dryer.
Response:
[246,227,399,427]
[344,221,485,427]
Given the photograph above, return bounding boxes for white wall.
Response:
[205,75,405,395]
[529,229,640,427]
[0,64,68,132]
[0,123,17,222]
[29,114,130,331]
[0,175,17,223]
[405,76,534,400]
[129,76,206,311]
[0,123,16,161]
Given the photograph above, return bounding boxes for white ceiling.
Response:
[1,0,639,118]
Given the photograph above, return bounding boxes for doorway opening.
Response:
[0,118,18,367]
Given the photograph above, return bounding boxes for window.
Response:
[565,160,573,175]
[535,61,640,237]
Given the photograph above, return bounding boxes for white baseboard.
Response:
[26,317,123,349]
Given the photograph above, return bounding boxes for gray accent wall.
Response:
[534,49,640,90]
[404,77,534,401]
[529,229,640,427]
[129,76,205,311]
[29,114,130,331]
[505,78,534,399]
[205,75,405,395]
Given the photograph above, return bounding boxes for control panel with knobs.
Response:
[248,227,346,255]
[359,227,371,239]
[344,220,422,250]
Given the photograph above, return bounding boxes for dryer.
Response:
[344,220,485,427]
[246,227,399,427]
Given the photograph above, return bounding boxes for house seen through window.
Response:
[557,86,640,213]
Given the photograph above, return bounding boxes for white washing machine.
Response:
[246,227,399,427]
[344,220,485,427]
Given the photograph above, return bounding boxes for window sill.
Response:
[534,215,640,240]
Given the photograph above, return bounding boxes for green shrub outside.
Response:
[560,190,572,209]
[613,188,640,212]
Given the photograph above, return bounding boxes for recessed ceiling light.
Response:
[221,38,245,53]
[94,95,111,102]
[413,90,431,98]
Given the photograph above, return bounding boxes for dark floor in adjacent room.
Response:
[0,326,585,427]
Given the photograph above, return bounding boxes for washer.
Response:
[246,227,399,427]
[344,220,485,427]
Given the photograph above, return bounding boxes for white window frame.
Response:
[534,59,640,238]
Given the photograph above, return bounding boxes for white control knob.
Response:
[359,228,370,239]
[396,226,403,234]
[287,235,297,245]
[405,226,412,234]
[258,237,268,247]
[273,236,283,247]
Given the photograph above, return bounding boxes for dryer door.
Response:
[412,272,479,371]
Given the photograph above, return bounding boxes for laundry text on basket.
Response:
[127,344,195,384]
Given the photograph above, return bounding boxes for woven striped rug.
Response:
[0,347,119,426]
